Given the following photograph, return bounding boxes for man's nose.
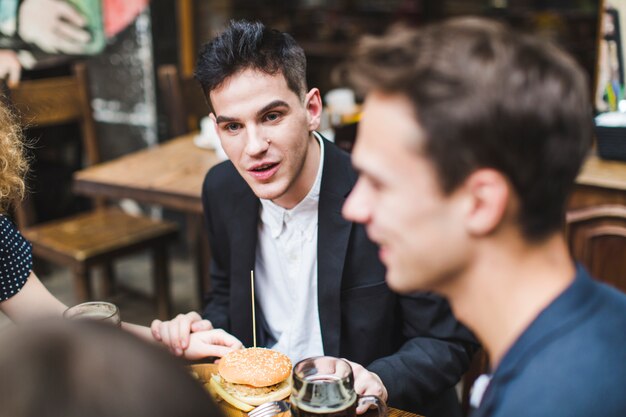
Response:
[245,126,270,156]
[343,179,372,224]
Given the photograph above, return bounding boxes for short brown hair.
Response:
[348,17,592,241]
[0,98,28,214]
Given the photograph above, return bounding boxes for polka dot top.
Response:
[0,215,32,301]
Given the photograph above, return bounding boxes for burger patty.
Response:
[218,375,284,396]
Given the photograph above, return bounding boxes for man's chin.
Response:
[246,182,284,201]
[385,269,428,294]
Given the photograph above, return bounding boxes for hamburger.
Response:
[209,348,292,412]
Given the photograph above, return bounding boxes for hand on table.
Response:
[345,359,388,415]
[0,50,21,87]
[18,0,91,54]
[151,311,214,356]
[183,329,244,360]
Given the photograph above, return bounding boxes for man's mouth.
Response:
[248,162,280,180]
[250,162,278,172]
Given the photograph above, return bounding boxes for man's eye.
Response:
[366,176,383,191]
[265,112,280,122]
[225,123,240,132]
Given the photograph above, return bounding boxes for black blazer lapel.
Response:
[317,138,356,357]
[228,186,261,347]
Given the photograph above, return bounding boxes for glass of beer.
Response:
[290,356,387,417]
[63,301,121,327]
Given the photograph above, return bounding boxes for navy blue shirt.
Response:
[473,265,626,417]
[0,215,32,301]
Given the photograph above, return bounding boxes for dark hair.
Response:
[348,17,593,241]
[195,20,307,111]
[0,320,223,417]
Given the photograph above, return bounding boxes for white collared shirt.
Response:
[255,133,325,364]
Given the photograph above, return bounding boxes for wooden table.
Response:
[74,132,221,214]
[572,153,626,206]
[73,132,223,301]
[190,364,422,417]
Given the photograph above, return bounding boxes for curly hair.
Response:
[0,99,28,214]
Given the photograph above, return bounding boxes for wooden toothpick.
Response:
[251,270,257,348]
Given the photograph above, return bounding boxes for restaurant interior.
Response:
[1,0,625,415]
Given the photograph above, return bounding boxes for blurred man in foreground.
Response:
[342,17,626,417]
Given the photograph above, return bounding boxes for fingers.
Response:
[207,328,244,350]
[17,0,89,54]
[55,21,91,44]
[152,312,207,356]
[344,360,388,415]
[173,312,207,352]
[183,329,244,361]
[150,319,163,341]
[0,50,22,87]
[167,313,195,355]
[54,0,87,27]
[159,321,175,354]
[39,35,88,54]
[6,62,21,88]
[191,319,214,332]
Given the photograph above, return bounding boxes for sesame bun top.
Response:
[218,348,292,387]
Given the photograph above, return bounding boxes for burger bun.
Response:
[212,348,293,412]
[218,348,292,387]
[209,375,291,411]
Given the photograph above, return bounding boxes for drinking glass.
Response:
[290,356,387,417]
[63,301,121,327]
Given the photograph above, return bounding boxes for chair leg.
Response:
[73,264,92,302]
[152,244,172,320]
[101,262,116,297]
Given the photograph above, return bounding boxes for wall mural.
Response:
[0,0,156,159]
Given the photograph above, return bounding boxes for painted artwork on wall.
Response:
[0,0,156,159]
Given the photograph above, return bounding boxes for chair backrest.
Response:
[566,204,626,293]
[8,63,100,166]
[6,63,102,228]
[157,64,208,137]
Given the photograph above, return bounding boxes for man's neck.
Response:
[444,233,576,369]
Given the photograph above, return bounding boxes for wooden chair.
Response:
[566,204,626,293]
[7,63,178,319]
[157,64,208,137]
[157,64,212,303]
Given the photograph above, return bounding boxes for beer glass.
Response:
[291,356,387,417]
[63,301,121,327]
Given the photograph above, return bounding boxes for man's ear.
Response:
[304,88,322,131]
[462,169,511,237]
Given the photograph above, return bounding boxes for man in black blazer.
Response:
[152,20,476,417]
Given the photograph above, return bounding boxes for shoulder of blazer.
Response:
[320,136,358,196]
[203,160,251,200]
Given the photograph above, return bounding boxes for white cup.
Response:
[325,88,357,117]
[197,116,227,160]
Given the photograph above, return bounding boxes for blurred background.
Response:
[0,0,602,326]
